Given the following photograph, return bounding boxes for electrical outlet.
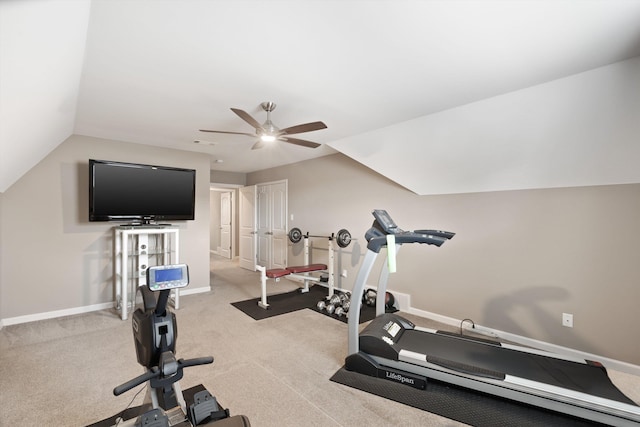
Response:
[562,313,573,328]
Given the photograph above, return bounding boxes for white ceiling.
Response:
[2,0,640,193]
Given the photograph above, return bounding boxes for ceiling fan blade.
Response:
[279,136,321,149]
[199,129,256,137]
[280,121,327,135]
[251,140,265,150]
[230,108,263,130]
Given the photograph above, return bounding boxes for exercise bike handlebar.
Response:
[113,356,214,396]
[114,367,161,396]
[179,356,214,368]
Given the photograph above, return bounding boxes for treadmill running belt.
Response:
[399,330,636,404]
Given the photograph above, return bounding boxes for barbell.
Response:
[288,227,352,248]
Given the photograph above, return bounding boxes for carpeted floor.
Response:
[1,254,638,426]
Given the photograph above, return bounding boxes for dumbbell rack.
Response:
[317,291,352,318]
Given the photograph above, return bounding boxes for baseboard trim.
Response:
[2,302,114,327]
[407,306,640,376]
[1,286,212,327]
[180,286,211,296]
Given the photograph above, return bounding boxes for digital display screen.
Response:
[155,268,182,283]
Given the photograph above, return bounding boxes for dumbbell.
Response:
[317,299,339,314]
[326,303,337,315]
[336,299,352,317]
[327,294,342,306]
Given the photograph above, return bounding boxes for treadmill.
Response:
[346,209,640,426]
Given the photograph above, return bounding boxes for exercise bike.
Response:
[89,264,250,427]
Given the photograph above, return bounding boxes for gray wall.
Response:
[210,170,246,187]
[248,153,640,365]
[2,133,638,365]
[0,135,211,320]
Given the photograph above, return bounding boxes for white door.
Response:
[256,181,288,269]
[219,191,232,259]
[270,181,288,269]
[257,186,271,267]
[239,185,257,271]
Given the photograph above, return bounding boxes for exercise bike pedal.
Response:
[188,389,229,425]
[135,408,170,427]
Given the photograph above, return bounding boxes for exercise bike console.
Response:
[147,264,189,291]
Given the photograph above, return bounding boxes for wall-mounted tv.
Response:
[89,159,196,224]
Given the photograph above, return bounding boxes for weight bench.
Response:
[256,263,328,309]
[256,231,344,309]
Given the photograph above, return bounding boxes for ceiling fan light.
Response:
[260,134,276,142]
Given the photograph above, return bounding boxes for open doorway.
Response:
[210,185,241,259]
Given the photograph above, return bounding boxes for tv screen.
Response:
[89,159,196,223]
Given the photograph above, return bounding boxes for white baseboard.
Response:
[406,306,640,377]
[390,290,411,311]
[1,285,212,327]
[180,286,211,296]
[1,302,114,327]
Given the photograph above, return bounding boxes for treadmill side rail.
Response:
[346,352,427,390]
[371,354,640,427]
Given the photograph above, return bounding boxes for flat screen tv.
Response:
[89,159,196,223]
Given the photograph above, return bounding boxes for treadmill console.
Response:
[146,264,189,291]
[372,209,402,234]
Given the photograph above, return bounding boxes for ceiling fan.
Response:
[199,102,327,149]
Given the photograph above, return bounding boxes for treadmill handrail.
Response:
[349,211,454,355]
[366,231,448,253]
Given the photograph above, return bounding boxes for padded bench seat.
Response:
[265,264,328,279]
[285,264,327,274]
[265,268,291,279]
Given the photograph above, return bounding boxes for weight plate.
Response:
[336,229,352,248]
[288,227,303,243]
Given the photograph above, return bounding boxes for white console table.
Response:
[113,226,180,320]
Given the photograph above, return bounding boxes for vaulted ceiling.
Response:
[2,0,640,194]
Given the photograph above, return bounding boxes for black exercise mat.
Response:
[309,304,395,324]
[231,286,378,323]
[231,286,327,320]
[330,367,600,427]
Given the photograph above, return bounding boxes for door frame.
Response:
[219,191,232,259]
[239,184,257,270]
[210,184,242,259]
